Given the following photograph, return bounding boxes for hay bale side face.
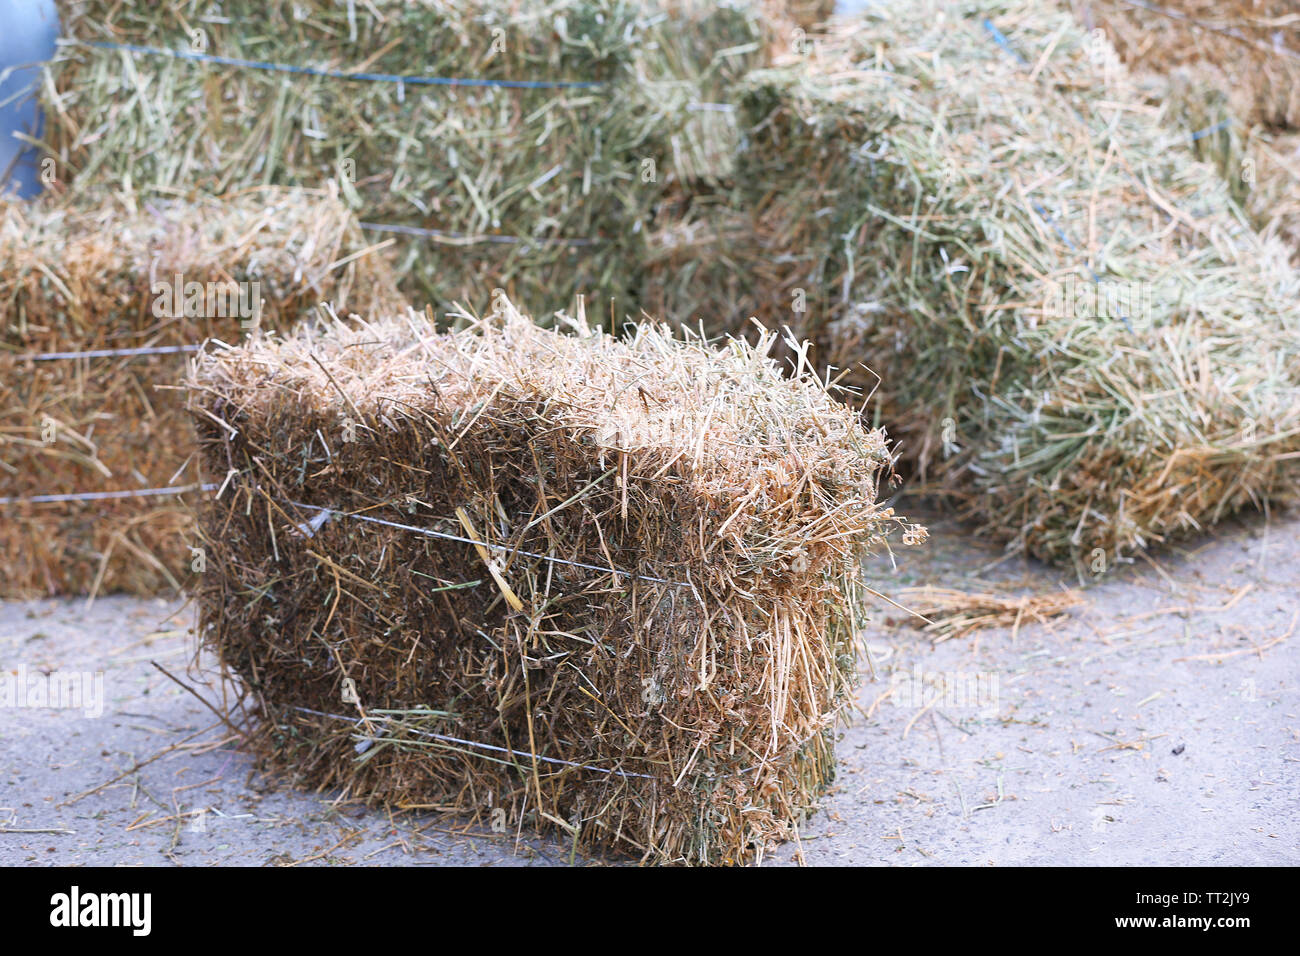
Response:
[651,0,1300,571]
[187,303,921,863]
[42,0,768,318]
[0,188,402,597]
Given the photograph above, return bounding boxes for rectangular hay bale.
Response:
[185,299,922,864]
[1078,28,1300,267]
[645,0,1300,573]
[42,0,770,318]
[1078,0,1300,131]
[0,186,402,597]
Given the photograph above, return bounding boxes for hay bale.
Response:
[1076,0,1300,131]
[1068,3,1300,262]
[645,0,1300,572]
[0,186,401,598]
[756,0,835,55]
[40,0,768,317]
[1246,130,1300,257]
[184,297,923,864]
[1104,59,1300,265]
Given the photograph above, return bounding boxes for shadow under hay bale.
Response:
[0,186,401,598]
[645,0,1300,576]
[185,298,924,864]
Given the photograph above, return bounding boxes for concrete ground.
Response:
[1,506,1296,866]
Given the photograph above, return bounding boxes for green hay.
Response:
[646,0,1300,573]
[39,0,767,319]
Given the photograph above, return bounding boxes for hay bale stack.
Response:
[185,299,923,864]
[1076,0,1300,131]
[0,187,401,598]
[646,0,1300,571]
[41,0,768,317]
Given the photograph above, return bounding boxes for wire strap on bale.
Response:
[10,344,203,361]
[89,40,607,89]
[282,498,690,587]
[0,483,219,506]
[292,706,656,779]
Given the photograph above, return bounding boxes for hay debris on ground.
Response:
[185,295,925,864]
[645,0,1300,575]
[0,186,401,598]
[895,586,1084,644]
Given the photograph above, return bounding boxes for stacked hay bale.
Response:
[1158,85,1300,265]
[1075,0,1300,130]
[646,0,1300,572]
[1070,1,1300,263]
[185,298,924,864]
[41,0,769,319]
[756,0,835,55]
[0,187,401,597]
[1242,130,1300,258]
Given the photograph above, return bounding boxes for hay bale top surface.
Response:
[193,300,900,530]
[1,186,402,351]
[761,0,1299,297]
[1,186,389,309]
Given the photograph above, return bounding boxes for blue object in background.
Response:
[0,0,59,199]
